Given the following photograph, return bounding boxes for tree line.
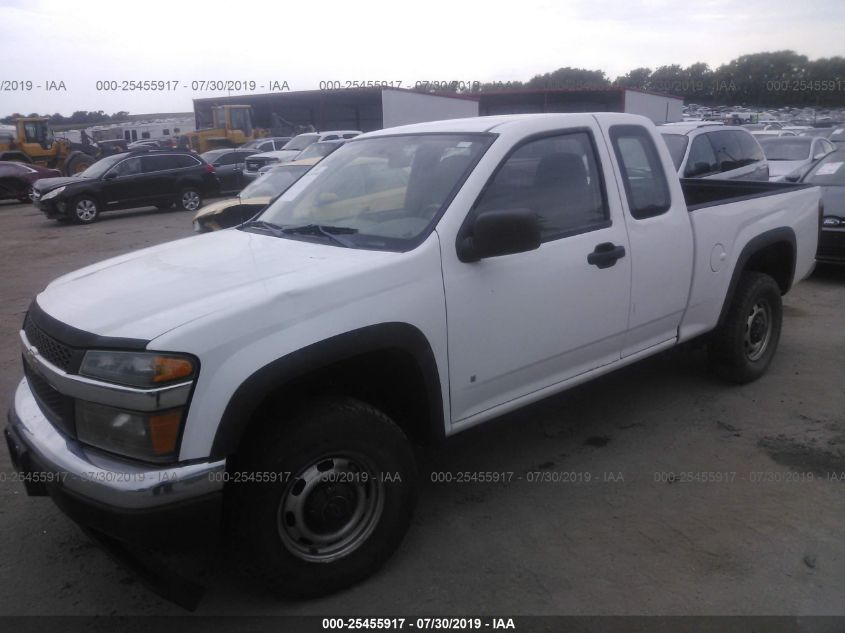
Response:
[448,51,845,107]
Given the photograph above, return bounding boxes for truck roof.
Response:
[359,113,651,137]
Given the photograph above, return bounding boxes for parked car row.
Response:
[243,130,360,180]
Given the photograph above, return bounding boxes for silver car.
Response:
[759,136,837,182]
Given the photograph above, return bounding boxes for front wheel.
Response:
[233,397,417,598]
[179,188,202,212]
[708,272,783,384]
[71,196,100,224]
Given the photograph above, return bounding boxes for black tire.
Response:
[64,153,94,176]
[232,397,417,598]
[70,196,100,224]
[178,188,202,212]
[708,272,782,384]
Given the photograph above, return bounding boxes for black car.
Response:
[800,149,845,264]
[200,148,259,193]
[32,149,219,224]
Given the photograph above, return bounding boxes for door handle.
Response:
[587,242,626,269]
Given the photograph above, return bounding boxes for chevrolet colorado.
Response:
[6,113,821,598]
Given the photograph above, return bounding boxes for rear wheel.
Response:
[179,188,202,212]
[71,196,99,224]
[708,272,782,384]
[233,397,417,598]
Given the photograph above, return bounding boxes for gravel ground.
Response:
[0,199,843,617]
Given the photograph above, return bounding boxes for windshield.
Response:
[660,134,689,170]
[240,165,312,197]
[759,138,812,161]
[297,142,339,161]
[253,134,493,250]
[803,152,845,185]
[77,154,125,178]
[283,134,319,151]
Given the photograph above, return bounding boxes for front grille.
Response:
[23,316,75,372]
[818,231,845,261]
[23,363,76,438]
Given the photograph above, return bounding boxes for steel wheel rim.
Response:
[277,453,384,563]
[744,301,772,361]
[76,199,97,221]
[182,191,200,211]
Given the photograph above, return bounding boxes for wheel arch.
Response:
[716,227,795,328]
[210,322,445,460]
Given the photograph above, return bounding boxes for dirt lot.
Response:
[0,199,843,617]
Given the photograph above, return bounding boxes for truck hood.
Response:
[193,196,270,220]
[36,229,396,342]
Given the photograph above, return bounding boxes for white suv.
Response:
[660,122,769,180]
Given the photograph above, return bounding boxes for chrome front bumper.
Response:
[8,378,225,510]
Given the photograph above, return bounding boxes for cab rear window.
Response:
[610,125,672,219]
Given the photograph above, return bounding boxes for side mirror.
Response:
[458,209,542,262]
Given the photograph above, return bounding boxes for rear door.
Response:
[140,154,179,204]
[442,120,633,423]
[595,117,693,357]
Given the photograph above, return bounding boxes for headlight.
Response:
[41,186,66,200]
[75,401,184,462]
[80,351,196,387]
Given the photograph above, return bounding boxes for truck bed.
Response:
[679,178,815,211]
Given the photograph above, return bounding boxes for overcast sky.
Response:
[1,0,843,116]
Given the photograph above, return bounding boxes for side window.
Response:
[322,134,339,141]
[176,154,200,168]
[609,125,671,219]
[141,132,151,139]
[110,157,142,177]
[474,131,609,241]
[142,155,180,172]
[342,133,359,139]
[684,135,719,177]
[735,131,765,162]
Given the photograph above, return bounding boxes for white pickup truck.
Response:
[6,113,821,599]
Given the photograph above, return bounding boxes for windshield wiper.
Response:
[281,224,358,247]
[240,219,286,236]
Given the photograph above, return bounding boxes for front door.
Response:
[442,126,632,423]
